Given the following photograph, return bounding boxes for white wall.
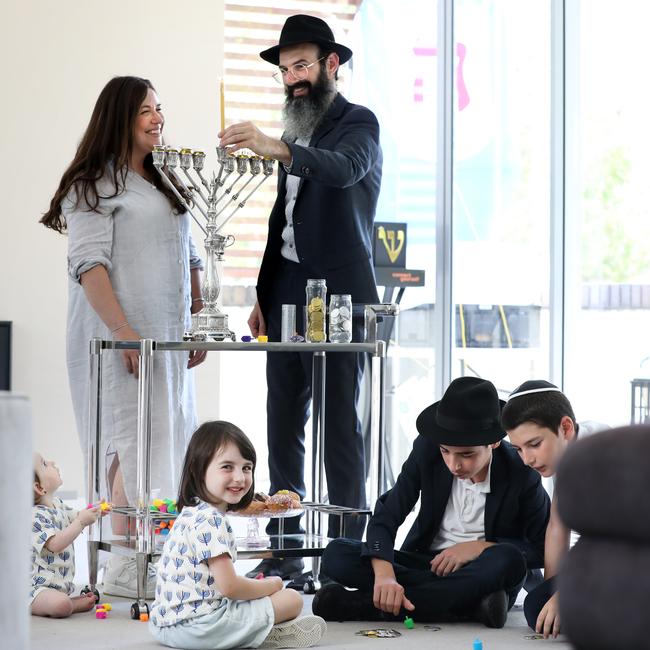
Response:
[1,0,225,497]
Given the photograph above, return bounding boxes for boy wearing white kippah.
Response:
[501,380,580,639]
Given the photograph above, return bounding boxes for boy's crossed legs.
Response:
[315,538,526,623]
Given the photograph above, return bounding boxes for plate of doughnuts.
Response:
[234,490,304,518]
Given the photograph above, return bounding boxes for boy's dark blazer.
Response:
[363,434,550,568]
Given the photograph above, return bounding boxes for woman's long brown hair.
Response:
[40,76,188,233]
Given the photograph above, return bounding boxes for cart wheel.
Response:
[81,585,100,601]
[132,602,150,621]
[302,579,316,595]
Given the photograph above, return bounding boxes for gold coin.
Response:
[309,331,326,342]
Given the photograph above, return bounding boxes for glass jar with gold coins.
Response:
[305,279,327,343]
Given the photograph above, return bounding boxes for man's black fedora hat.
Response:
[416,377,506,446]
[260,14,353,65]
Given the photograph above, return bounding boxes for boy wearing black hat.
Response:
[312,377,550,628]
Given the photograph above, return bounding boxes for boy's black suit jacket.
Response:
[363,435,550,569]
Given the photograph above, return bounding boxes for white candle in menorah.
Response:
[152,145,275,341]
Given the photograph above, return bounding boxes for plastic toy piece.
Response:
[403,616,414,629]
[99,602,112,611]
[155,520,173,536]
[96,610,107,619]
[254,572,264,580]
[473,639,483,650]
[140,613,149,622]
[150,499,177,513]
[289,334,305,343]
[87,500,112,511]
[241,335,253,342]
[257,335,268,342]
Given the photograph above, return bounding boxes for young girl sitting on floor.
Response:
[31,452,109,617]
[149,421,326,649]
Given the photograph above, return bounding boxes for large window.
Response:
[564,1,650,427]
[451,0,551,395]
[217,0,648,496]
[346,0,439,479]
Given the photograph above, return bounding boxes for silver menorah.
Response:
[152,145,275,341]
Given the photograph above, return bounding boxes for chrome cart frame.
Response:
[84,339,387,616]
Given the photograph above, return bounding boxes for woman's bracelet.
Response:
[111,322,129,334]
[192,297,203,303]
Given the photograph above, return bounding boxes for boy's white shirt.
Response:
[30,496,77,602]
[430,460,492,551]
[150,500,237,628]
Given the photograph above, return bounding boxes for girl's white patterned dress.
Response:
[150,501,237,627]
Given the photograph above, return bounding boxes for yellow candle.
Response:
[220,78,225,132]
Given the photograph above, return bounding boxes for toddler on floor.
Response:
[31,452,109,617]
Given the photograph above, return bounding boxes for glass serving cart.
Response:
[81,338,388,619]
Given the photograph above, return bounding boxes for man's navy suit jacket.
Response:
[257,92,382,316]
[363,435,550,569]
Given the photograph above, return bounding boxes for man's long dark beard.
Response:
[282,68,337,141]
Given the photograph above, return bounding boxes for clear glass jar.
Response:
[281,304,297,342]
[305,279,327,343]
[329,294,352,343]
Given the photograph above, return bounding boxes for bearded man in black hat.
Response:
[219,14,382,582]
[312,377,550,628]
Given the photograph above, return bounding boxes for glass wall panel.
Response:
[452,0,551,396]
[349,0,439,482]
[565,1,650,427]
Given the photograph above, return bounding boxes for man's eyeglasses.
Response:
[272,56,327,84]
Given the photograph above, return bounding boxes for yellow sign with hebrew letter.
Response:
[377,226,406,264]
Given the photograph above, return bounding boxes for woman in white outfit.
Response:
[40,76,206,596]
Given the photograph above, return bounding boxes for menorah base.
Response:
[183,310,236,342]
[183,329,236,342]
